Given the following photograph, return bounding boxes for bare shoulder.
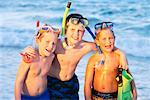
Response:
[114,47,126,56]
[55,39,63,53]
[87,52,99,68]
[19,59,31,68]
[82,40,96,50]
[17,59,31,75]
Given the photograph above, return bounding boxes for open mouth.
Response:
[105,45,112,49]
[71,36,79,40]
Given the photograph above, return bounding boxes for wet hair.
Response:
[65,13,85,34]
[66,13,84,23]
[95,28,115,40]
[36,30,48,41]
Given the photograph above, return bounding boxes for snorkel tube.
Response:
[85,26,101,53]
[61,1,71,48]
[85,26,96,39]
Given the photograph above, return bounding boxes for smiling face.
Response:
[36,31,57,57]
[65,20,85,45]
[96,28,115,53]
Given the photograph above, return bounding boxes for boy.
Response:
[15,25,60,100]
[23,14,128,99]
[84,22,137,100]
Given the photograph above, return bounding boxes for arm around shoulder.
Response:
[84,41,97,52]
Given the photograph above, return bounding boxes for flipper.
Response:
[117,69,133,100]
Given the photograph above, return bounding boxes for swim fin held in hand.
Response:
[116,68,133,100]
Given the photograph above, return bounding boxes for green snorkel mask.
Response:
[66,14,89,27]
[62,12,89,49]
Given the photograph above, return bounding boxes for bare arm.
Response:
[131,79,137,100]
[114,47,128,70]
[84,55,95,100]
[91,43,97,51]
[15,59,30,100]
[21,46,36,63]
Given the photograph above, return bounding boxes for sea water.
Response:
[0,0,150,99]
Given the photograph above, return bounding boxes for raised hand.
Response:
[20,46,36,63]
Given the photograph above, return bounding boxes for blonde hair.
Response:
[95,28,115,41]
[36,29,49,41]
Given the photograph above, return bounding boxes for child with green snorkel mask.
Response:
[62,13,89,49]
[84,22,137,100]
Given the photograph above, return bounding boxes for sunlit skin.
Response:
[84,28,137,100]
[84,29,119,100]
[65,19,85,46]
[15,31,58,100]
[48,21,96,81]
[23,21,129,82]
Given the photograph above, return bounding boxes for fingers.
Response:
[20,53,34,63]
[20,46,37,63]
[22,46,36,57]
[118,65,128,70]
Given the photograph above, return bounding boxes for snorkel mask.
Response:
[67,13,89,27]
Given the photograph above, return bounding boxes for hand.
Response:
[20,46,36,63]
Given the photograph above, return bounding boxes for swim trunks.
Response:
[47,74,79,100]
[92,88,117,99]
[21,89,49,100]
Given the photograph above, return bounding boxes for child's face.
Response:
[66,21,85,44]
[37,32,57,57]
[96,29,115,53]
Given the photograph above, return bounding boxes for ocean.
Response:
[0,0,150,99]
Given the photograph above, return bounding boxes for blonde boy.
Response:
[84,22,137,100]
[15,25,60,100]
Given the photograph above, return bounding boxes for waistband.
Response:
[21,89,49,99]
[47,74,77,82]
[92,88,117,99]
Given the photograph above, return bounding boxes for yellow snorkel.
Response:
[61,1,71,48]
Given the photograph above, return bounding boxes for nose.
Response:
[106,38,111,44]
[47,42,55,51]
[72,30,79,39]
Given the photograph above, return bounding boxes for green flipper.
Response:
[117,69,133,100]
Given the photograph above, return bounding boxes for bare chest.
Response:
[56,49,84,66]
[29,61,49,77]
[94,55,119,73]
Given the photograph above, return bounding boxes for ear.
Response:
[66,21,70,27]
[55,29,61,35]
[95,39,100,46]
[35,36,40,44]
